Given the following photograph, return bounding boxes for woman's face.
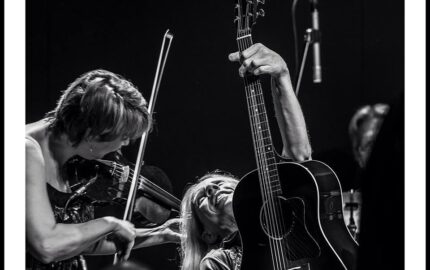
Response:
[80,135,130,160]
[192,177,237,233]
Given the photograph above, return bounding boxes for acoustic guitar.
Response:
[231,1,358,269]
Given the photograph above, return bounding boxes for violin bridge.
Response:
[119,166,130,183]
[117,165,130,198]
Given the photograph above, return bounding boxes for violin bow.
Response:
[113,29,174,264]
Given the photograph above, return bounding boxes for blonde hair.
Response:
[179,172,239,270]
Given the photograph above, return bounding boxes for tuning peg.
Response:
[257,0,265,4]
[234,16,240,23]
[257,8,265,17]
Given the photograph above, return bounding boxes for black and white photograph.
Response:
[3,0,425,269]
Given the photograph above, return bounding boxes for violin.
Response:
[64,151,181,226]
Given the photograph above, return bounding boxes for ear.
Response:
[201,230,218,245]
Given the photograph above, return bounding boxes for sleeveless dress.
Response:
[27,184,95,270]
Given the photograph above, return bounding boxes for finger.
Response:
[238,63,257,77]
[242,43,264,59]
[228,52,241,62]
[173,232,182,243]
[253,65,273,76]
[116,250,123,262]
[242,57,265,70]
[238,65,247,77]
[238,56,265,77]
[123,240,134,261]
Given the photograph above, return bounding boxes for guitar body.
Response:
[233,160,358,270]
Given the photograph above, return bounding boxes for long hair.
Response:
[179,171,239,270]
[46,69,149,146]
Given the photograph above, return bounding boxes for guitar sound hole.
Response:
[259,196,294,240]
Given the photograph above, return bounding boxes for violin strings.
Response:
[107,163,180,205]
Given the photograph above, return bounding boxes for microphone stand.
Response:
[294,28,320,96]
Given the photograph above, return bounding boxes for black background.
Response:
[27,0,404,269]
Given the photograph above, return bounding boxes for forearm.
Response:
[271,75,312,161]
[133,226,172,249]
[29,217,118,263]
[83,237,117,256]
[85,225,175,256]
[228,43,312,160]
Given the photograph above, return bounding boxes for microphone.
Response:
[310,0,322,83]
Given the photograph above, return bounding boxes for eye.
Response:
[198,196,205,206]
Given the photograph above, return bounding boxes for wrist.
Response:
[272,72,294,95]
[274,69,289,82]
[103,216,119,231]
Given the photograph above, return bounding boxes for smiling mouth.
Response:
[215,194,228,208]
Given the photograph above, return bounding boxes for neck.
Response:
[47,131,79,166]
[218,218,238,238]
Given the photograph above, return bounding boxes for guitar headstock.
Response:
[234,0,265,34]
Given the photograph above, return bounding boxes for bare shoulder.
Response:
[25,119,50,162]
[26,136,43,161]
[26,133,46,178]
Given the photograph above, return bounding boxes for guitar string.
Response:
[243,31,287,270]
[246,80,284,270]
[242,27,303,268]
[238,34,279,270]
[253,77,308,264]
[238,33,281,270]
[242,33,287,270]
[253,77,289,236]
[240,30,286,270]
[248,79,287,269]
[248,81,284,270]
[253,78,293,268]
[237,3,294,267]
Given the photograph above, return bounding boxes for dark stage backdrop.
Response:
[27,0,404,269]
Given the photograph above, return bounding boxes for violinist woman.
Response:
[26,69,179,270]
[179,44,312,270]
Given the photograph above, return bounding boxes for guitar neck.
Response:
[236,31,281,196]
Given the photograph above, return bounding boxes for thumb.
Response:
[228,52,240,62]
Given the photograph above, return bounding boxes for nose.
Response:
[205,184,219,198]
